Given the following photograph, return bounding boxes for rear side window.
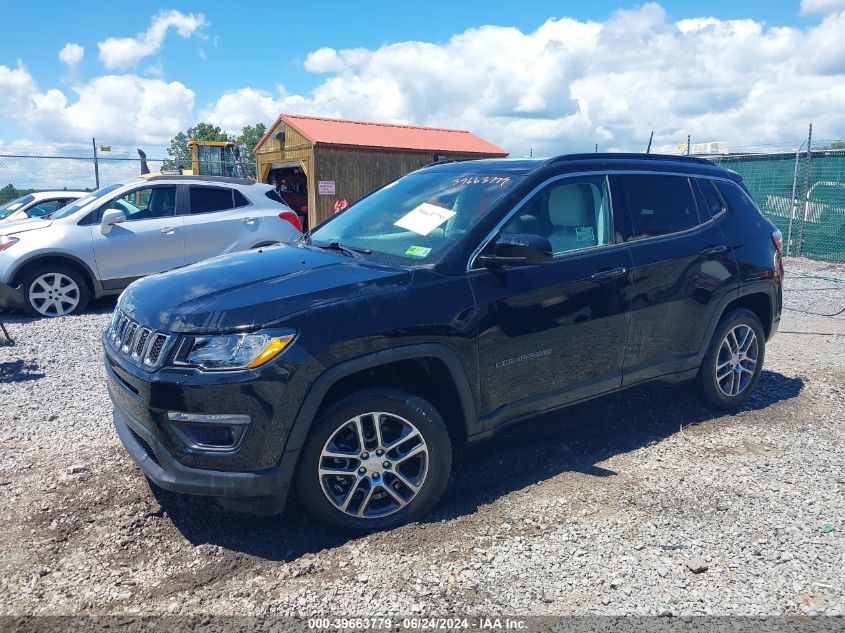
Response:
[617,175,700,240]
[695,179,726,219]
[233,190,250,208]
[264,190,286,205]
[715,180,765,221]
[189,187,235,214]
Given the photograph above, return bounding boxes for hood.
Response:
[0,218,53,234]
[120,244,412,333]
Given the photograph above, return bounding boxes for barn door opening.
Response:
[269,161,309,230]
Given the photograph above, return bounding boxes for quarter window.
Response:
[189,187,236,214]
[500,175,612,255]
[695,179,726,218]
[618,174,700,240]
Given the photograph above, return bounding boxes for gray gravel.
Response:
[0,261,843,617]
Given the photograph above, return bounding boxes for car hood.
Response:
[0,218,53,233]
[119,244,413,333]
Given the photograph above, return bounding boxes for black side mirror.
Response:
[478,233,553,267]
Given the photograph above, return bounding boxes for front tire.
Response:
[699,308,765,409]
[20,266,90,317]
[296,387,451,532]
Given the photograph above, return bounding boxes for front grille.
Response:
[128,427,161,467]
[106,309,173,371]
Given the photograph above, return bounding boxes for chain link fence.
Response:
[0,149,257,205]
[0,144,843,262]
[711,149,845,262]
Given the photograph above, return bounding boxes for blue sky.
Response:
[2,0,844,156]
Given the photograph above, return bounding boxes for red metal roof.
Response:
[255,114,507,156]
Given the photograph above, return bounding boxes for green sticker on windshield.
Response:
[405,246,432,257]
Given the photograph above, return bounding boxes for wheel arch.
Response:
[10,253,98,294]
[283,344,477,457]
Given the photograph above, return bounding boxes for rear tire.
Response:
[296,387,451,532]
[698,308,765,409]
[20,265,90,318]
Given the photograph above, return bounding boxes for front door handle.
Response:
[160,227,178,235]
[590,266,627,281]
[700,245,727,257]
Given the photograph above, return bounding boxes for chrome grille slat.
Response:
[133,328,151,358]
[106,309,172,371]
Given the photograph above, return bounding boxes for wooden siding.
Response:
[312,147,490,225]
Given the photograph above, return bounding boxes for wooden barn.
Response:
[253,114,508,228]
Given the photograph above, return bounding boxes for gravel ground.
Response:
[0,258,843,618]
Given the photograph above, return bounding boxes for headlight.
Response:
[175,331,295,371]
[0,236,19,251]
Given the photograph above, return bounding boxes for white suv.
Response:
[0,191,87,223]
[0,175,302,317]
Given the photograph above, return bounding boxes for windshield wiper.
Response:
[314,241,372,257]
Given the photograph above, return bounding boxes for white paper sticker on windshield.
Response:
[7,203,22,211]
[394,203,456,236]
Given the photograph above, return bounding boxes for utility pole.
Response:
[686,134,691,156]
[646,131,654,154]
[92,137,100,189]
[798,123,813,256]
[595,143,598,153]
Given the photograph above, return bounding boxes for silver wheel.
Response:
[28,273,81,317]
[318,412,429,519]
[715,324,758,397]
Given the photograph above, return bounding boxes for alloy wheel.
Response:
[28,273,80,317]
[318,412,429,519]
[715,324,758,397]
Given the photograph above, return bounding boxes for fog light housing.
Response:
[166,412,251,451]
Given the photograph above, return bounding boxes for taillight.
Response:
[279,211,303,232]
[771,229,783,253]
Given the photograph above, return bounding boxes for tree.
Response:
[235,123,266,177]
[162,122,266,176]
[816,141,845,151]
[162,122,233,171]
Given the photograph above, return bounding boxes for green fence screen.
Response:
[712,151,845,262]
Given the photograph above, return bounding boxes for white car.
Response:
[0,175,302,317]
[0,191,87,223]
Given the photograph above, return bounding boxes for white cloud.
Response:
[800,0,845,15]
[58,43,84,70]
[0,63,195,145]
[97,10,207,69]
[201,4,845,155]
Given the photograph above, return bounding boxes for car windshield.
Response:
[0,194,35,219]
[50,184,121,219]
[309,171,523,264]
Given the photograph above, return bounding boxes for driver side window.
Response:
[501,175,612,255]
[99,186,177,222]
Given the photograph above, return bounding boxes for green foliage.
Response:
[162,122,265,176]
[816,141,845,151]
[0,183,35,205]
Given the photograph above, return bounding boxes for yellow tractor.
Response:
[184,138,243,177]
[137,139,245,178]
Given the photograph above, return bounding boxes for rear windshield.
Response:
[309,171,523,264]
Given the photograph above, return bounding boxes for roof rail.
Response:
[424,157,475,168]
[543,153,714,166]
[141,174,257,185]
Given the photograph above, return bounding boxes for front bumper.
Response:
[105,337,303,513]
[111,391,293,502]
[0,282,23,311]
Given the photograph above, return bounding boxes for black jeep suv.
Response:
[104,153,783,531]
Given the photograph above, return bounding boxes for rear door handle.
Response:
[700,245,727,257]
[590,266,627,281]
[243,217,257,225]
[160,227,178,235]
